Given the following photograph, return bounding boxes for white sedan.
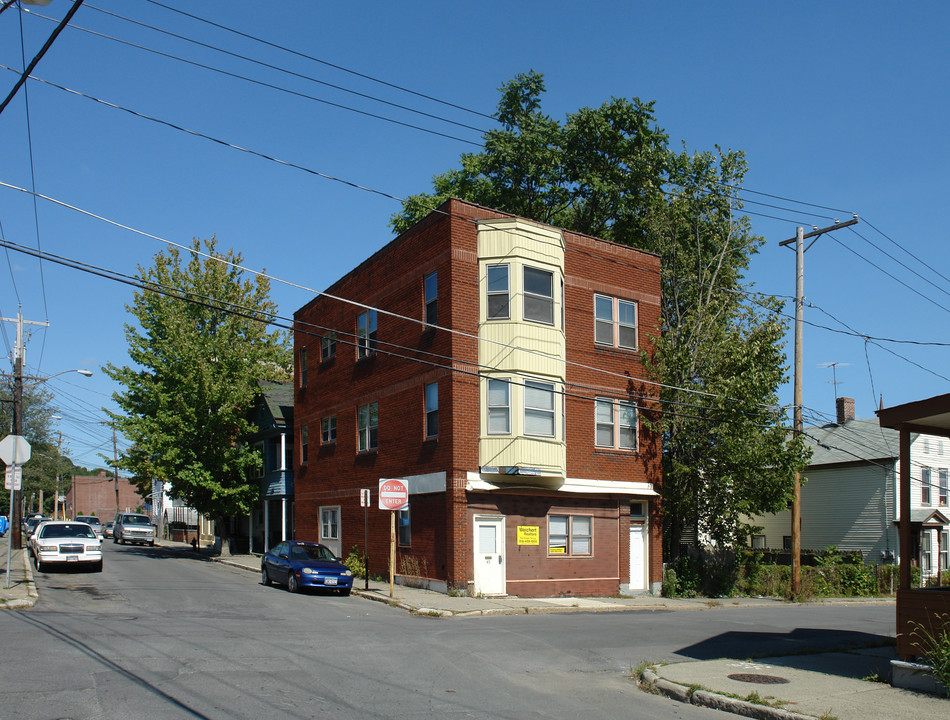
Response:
[30,521,103,573]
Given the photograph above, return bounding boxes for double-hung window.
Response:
[594,294,637,349]
[357,310,377,358]
[320,507,340,543]
[486,265,510,320]
[487,378,510,434]
[548,515,592,556]
[595,398,638,450]
[300,424,309,464]
[321,332,336,360]
[425,382,438,439]
[941,531,949,571]
[922,468,932,505]
[923,531,933,572]
[424,272,438,326]
[321,416,336,444]
[358,402,378,452]
[523,266,554,324]
[299,347,308,388]
[524,380,556,437]
[940,469,949,506]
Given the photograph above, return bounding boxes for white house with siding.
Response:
[749,398,950,575]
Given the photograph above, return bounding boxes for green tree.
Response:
[105,237,291,525]
[393,71,808,553]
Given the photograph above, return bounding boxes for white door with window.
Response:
[473,515,506,596]
[629,524,647,591]
[320,506,341,558]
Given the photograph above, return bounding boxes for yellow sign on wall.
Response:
[517,525,540,545]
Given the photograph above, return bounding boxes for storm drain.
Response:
[727,673,790,685]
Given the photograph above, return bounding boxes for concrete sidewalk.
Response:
[0,536,38,609]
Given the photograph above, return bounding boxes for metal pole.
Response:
[389,509,395,598]
[10,338,23,550]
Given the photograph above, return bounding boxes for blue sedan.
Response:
[261,541,353,595]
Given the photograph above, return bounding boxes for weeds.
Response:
[910,613,950,697]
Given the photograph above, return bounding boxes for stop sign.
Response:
[0,434,31,465]
[378,478,408,510]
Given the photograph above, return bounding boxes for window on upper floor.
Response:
[524,380,556,437]
[523,266,554,325]
[594,294,637,350]
[425,382,438,439]
[487,378,510,434]
[300,424,308,464]
[357,310,377,358]
[548,514,592,556]
[267,435,281,472]
[358,402,378,452]
[299,347,308,387]
[940,469,949,506]
[321,416,337,445]
[424,271,438,326]
[595,398,638,451]
[922,468,932,505]
[486,264,510,320]
[321,332,337,361]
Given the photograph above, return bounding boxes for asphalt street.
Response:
[1,541,898,720]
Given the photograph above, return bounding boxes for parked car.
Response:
[0,515,7,536]
[75,515,103,537]
[22,515,45,540]
[261,541,353,595]
[103,521,114,538]
[30,520,102,573]
[112,512,155,546]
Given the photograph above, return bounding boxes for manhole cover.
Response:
[727,673,790,685]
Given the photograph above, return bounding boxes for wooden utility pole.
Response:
[779,216,858,596]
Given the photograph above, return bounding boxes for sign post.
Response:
[360,488,371,590]
[0,434,31,589]
[378,478,408,598]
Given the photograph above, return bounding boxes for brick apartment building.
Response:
[65,471,143,522]
[293,198,662,597]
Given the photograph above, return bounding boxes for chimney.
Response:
[836,397,855,424]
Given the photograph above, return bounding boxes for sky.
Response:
[0,1,947,469]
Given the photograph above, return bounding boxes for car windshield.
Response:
[123,515,151,525]
[40,524,96,539]
[78,517,100,525]
[291,545,336,562]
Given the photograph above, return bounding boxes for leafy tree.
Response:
[393,71,808,553]
[105,237,291,525]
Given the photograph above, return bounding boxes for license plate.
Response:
[67,555,79,562]
[325,577,337,585]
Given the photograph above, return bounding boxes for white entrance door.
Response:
[473,515,506,596]
[629,524,646,591]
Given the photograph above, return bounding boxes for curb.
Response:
[640,668,819,720]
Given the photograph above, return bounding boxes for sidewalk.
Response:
[5,536,947,720]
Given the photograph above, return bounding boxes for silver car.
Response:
[112,513,156,546]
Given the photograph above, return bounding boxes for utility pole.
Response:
[779,216,858,596]
[2,309,48,550]
[110,421,119,514]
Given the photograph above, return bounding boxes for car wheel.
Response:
[113,535,118,544]
[339,588,351,597]
[94,561,103,573]
[149,540,154,546]
[261,566,271,586]
[34,558,43,573]
[287,573,299,593]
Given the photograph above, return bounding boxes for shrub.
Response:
[344,546,366,579]
[910,613,950,697]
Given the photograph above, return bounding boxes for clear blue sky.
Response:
[1,1,947,468]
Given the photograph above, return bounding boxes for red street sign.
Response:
[378,478,408,511]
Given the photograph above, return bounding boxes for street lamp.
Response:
[6,368,92,549]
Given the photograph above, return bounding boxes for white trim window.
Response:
[486,264,510,320]
[940,469,949,506]
[321,416,336,445]
[487,378,510,434]
[357,310,377,358]
[524,380,556,437]
[320,506,340,543]
[941,530,949,571]
[922,530,933,573]
[358,402,378,452]
[595,398,638,450]
[424,271,438,326]
[548,514,592,556]
[425,382,438,439]
[922,468,932,505]
[594,294,637,349]
[523,266,554,325]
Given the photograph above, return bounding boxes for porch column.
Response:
[281,498,287,541]
[899,425,911,590]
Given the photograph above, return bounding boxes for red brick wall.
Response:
[293,198,663,593]
[66,473,144,521]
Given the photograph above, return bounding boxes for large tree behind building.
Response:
[393,71,808,554]
[105,237,291,523]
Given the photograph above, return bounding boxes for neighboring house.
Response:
[749,397,950,576]
[293,198,663,597]
[149,479,212,546]
[66,471,142,521]
[246,379,294,553]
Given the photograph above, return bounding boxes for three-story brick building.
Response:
[293,198,662,596]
